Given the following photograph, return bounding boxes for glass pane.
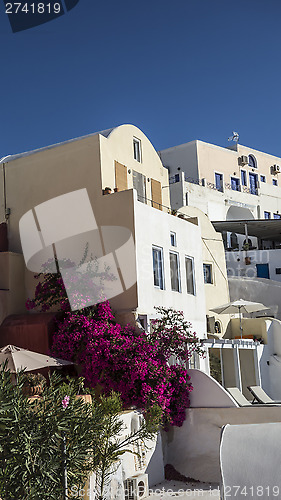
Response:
[133,139,141,162]
[185,257,194,294]
[133,170,146,203]
[170,252,180,291]
[153,248,163,289]
[203,264,212,284]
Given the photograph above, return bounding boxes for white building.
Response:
[0,125,234,374]
[159,140,281,223]
[159,139,281,312]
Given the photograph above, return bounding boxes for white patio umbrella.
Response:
[0,345,73,373]
[210,299,269,339]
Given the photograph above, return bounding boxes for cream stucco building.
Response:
[0,125,230,368]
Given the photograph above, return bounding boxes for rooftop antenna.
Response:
[228,131,239,143]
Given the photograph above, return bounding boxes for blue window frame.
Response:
[215,173,223,191]
[249,172,258,195]
[264,211,271,219]
[260,175,266,183]
[274,213,281,219]
[273,179,278,186]
[152,246,164,289]
[241,170,247,186]
[231,177,240,191]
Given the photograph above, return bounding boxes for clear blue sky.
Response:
[1,0,281,157]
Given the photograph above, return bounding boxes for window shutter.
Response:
[115,161,128,191]
[151,179,162,210]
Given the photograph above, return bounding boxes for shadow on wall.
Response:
[228,276,280,320]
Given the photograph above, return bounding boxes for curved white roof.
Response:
[0,127,117,164]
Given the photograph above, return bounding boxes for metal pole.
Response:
[244,223,249,244]
[239,306,243,339]
[63,433,68,500]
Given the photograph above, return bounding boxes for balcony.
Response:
[172,174,257,196]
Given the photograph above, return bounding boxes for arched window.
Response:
[243,238,253,249]
[248,154,257,169]
[215,321,221,334]
[230,232,238,249]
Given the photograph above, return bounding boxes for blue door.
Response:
[256,264,270,279]
[231,177,240,191]
[249,173,258,195]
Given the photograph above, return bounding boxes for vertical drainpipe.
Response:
[3,162,7,216]
[1,156,12,223]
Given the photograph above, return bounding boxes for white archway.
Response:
[226,206,255,221]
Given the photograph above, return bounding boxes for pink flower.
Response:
[62,395,70,409]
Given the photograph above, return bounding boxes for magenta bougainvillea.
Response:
[50,303,196,426]
[26,262,204,427]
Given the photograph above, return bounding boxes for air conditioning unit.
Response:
[238,155,248,166]
[124,474,149,500]
[272,164,281,174]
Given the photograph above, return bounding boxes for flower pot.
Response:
[75,394,92,404]
[22,384,43,396]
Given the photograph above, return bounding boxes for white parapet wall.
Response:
[187,369,237,408]
[163,406,281,483]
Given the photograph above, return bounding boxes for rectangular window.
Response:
[170,252,181,292]
[273,179,278,186]
[152,246,164,289]
[215,173,223,191]
[133,137,142,162]
[170,232,177,247]
[276,268,281,275]
[260,175,266,183]
[231,177,240,191]
[264,211,271,219]
[241,170,247,186]
[249,172,258,195]
[273,213,281,219]
[203,263,213,284]
[185,256,195,295]
[133,170,146,203]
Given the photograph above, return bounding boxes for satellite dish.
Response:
[228,131,239,143]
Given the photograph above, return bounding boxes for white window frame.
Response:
[203,263,213,284]
[133,137,142,163]
[170,231,177,247]
[169,251,181,292]
[214,171,224,191]
[152,245,165,290]
[185,255,196,295]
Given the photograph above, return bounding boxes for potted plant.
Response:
[22,372,46,396]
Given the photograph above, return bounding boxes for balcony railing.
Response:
[136,194,195,221]
[169,174,258,195]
